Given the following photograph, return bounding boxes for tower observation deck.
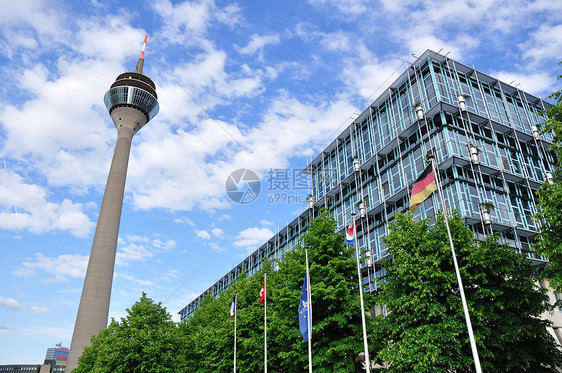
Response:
[103,70,159,129]
[67,35,159,372]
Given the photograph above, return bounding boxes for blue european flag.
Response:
[298,271,310,342]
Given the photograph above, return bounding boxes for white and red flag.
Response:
[259,282,266,304]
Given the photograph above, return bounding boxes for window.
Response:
[482,174,491,189]
[495,177,504,192]
[497,133,505,144]
[501,156,510,171]
[382,181,389,196]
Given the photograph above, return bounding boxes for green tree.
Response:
[180,290,234,372]
[268,209,375,372]
[181,264,273,373]
[74,292,188,373]
[535,62,562,292]
[181,209,374,372]
[375,212,562,372]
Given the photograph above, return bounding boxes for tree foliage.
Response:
[181,209,374,372]
[75,292,188,372]
[268,209,375,372]
[374,212,562,372]
[535,62,562,291]
[181,267,272,373]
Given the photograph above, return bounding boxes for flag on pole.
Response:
[345,224,356,245]
[230,293,237,319]
[259,282,266,304]
[298,271,310,342]
[262,273,268,373]
[409,164,436,212]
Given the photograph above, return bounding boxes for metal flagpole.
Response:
[264,272,267,373]
[305,246,313,373]
[352,214,371,373]
[234,296,237,373]
[430,157,482,373]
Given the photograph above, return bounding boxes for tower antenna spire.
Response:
[135,34,148,73]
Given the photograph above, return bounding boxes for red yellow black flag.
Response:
[409,165,436,212]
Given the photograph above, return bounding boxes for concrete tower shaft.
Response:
[67,126,134,371]
[67,36,158,372]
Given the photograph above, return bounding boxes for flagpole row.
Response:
[430,158,482,373]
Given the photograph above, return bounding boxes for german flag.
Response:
[409,165,436,212]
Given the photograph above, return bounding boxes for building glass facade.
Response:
[44,346,69,367]
[180,50,555,320]
[0,365,65,373]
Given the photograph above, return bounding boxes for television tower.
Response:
[67,35,159,371]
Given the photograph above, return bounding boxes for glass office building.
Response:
[44,346,69,367]
[180,49,555,320]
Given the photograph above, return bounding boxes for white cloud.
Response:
[307,0,368,16]
[14,253,89,282]
[30,306,51,314]
[127,121,243,211]
[237,34,281,56]
[208,242,224,252]
[152,0,215,39]
[152,0,242,46]
[195,230,211,240]
[152,49,265,126]
[117,273,157,287]
[521,24,562,64]
[126,89,356,213]
[405,34,470,61]
[0,16,143,182]
[0,170,94,237]
[155,269,181,282]
[125,235,151,244]
[116,243,154,265]
[319,31,351,52]
[234,227,274,248]
[490,70,555,96]
[152,238,176,251]
[0,296,20,311]
[72,16,146,60]
[0,0,70,55]
[293,24,352,53]
[211,227,224,237]
[174,216,196,226]
[341,53,405,102]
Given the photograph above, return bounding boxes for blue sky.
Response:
[1,0,561,365]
